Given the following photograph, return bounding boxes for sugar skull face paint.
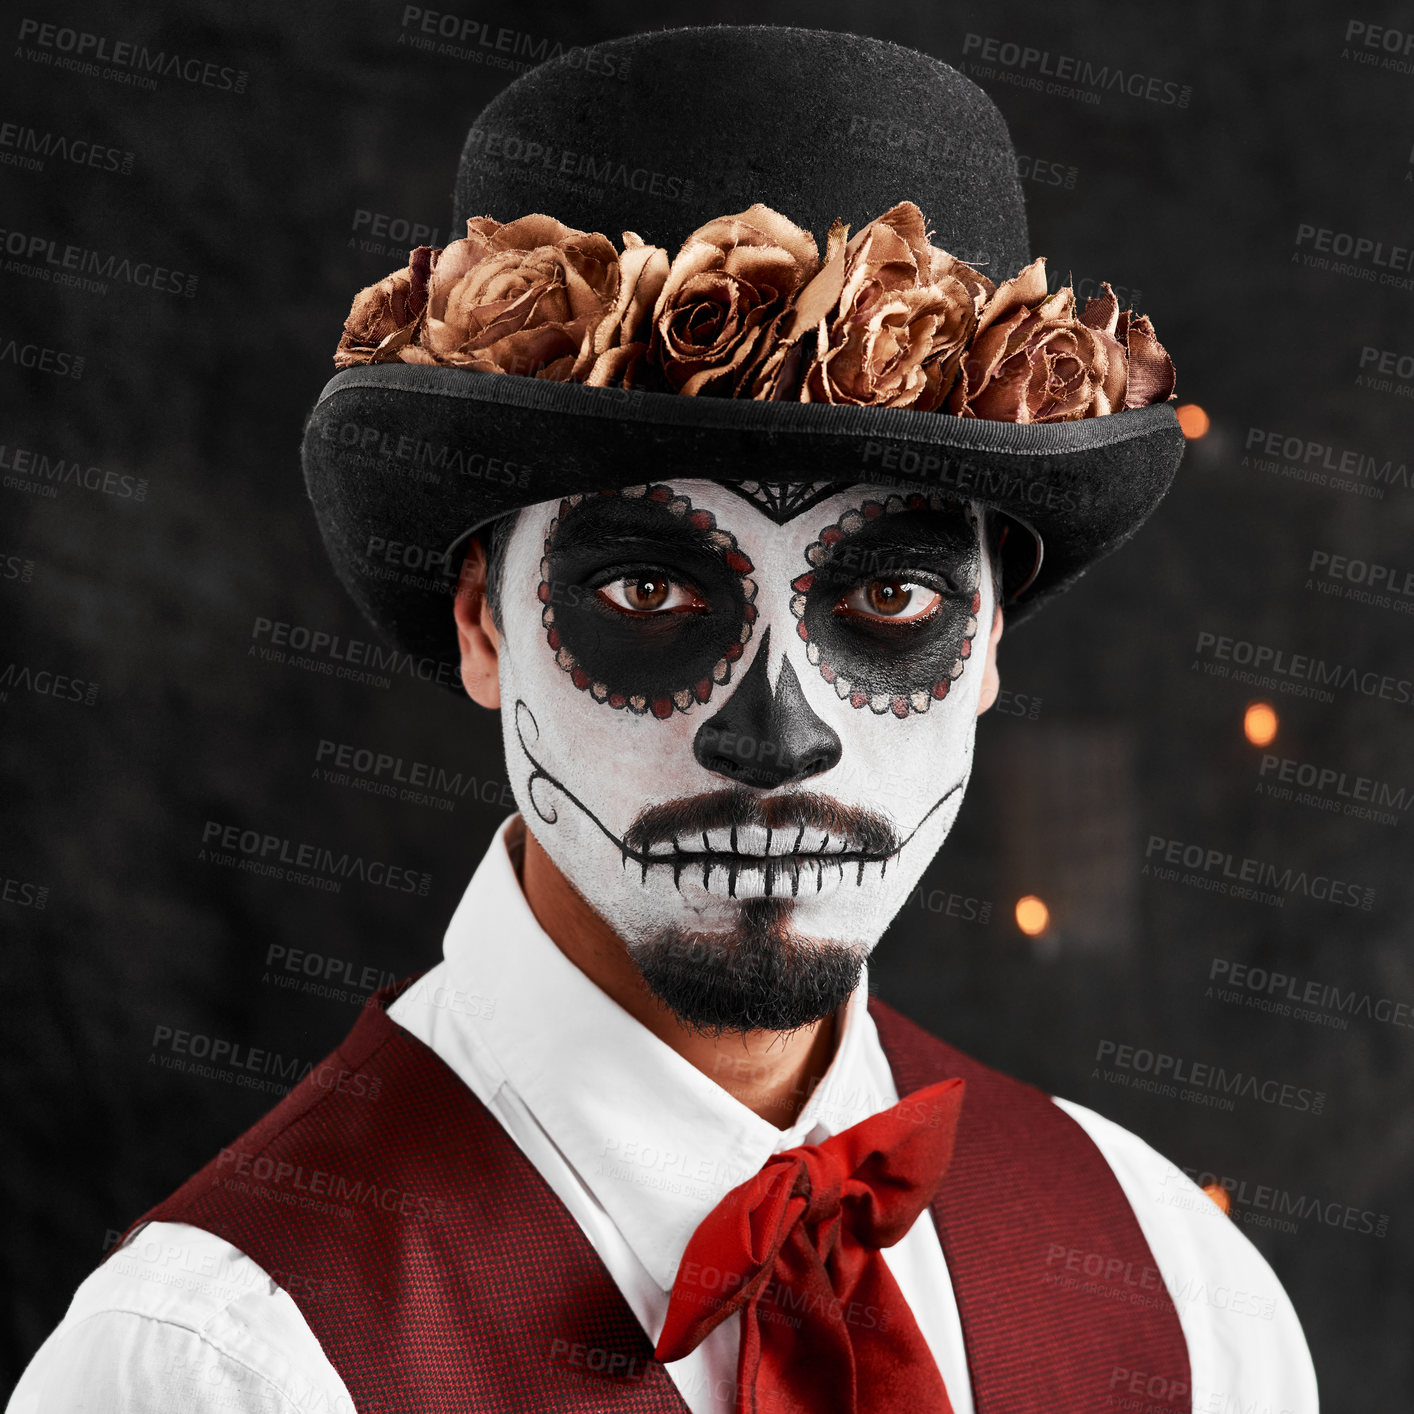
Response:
[492,480,995,1030]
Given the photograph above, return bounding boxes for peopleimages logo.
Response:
[0,226,198,297]
[397,8,631,82]
[463,126,693,203]
[0,662,99,707]
[0,118,134,176]
[249,616,462,691]
[1257,750,1409,827]
[0,440,148,501]
[0,335,83,379]
[320,419,534,491]
[859,442,1081,512]
[14,19,248,92]
[314,737,518,815]
[1357,344,1414,396]
[1191,628,1414,709]
[199,820,433,897]
[1209,958,1414,1033]
[1,875,48,909]
[1144,833,1376,911]
[1309,547,1414,595]
[1162,1161,1391,1240]
[1243,425,1412,500]
[214,1147,454,1222]
[1094,1040,1326,1115]
[349,208,441,252]
[149,1025,382,1105]
[960,33,1192,107]
[1340,20,1414,75]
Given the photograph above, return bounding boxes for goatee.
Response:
[626,898,866,1035]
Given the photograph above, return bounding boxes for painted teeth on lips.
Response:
[650,828,859,857]
[704,857,849,899]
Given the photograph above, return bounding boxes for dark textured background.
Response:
[3,0,1410,1405]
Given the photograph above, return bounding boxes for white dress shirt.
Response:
[10,815,1319,1414]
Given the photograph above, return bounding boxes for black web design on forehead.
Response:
[539,484,757,718]
[790,492,982,717]
[711,479,841,524]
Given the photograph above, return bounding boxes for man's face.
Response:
[486,479,996,1032]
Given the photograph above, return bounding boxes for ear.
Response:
[452,538,502,710]
[975,603,1004,717]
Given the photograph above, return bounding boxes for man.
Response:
[11,24,1317,1414]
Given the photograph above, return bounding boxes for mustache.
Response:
[623,786,900,862]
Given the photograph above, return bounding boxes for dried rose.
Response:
[1121,314,1175,406]
[927,243,996,380]
[757,201,996,409]
[404,214,622,380]
[333,245,436,368]
[947,258,1129,421]
[1078,282,1176,408]
[570,230,671,389]
[649,204,821,395]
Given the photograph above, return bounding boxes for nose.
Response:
[692,627,842,788]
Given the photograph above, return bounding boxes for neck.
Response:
[511,817,841,1128]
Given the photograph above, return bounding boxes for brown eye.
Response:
[833,580,943,623]
[626,576,668,611]
[597,576,708,616]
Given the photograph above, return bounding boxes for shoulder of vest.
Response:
[867,993,1051,1104]
[867,999,1192,1407]
[109,976,514,1255]
[111,976,691,1410]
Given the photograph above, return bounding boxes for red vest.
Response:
[116,979,1190,1412]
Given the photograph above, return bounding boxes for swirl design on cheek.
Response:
[790,493,982,717]
[514,700,560,826]
[539,484,757,719]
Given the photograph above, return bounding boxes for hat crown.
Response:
[453,24,1031,282]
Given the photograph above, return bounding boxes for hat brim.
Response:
[300,363,1185,686]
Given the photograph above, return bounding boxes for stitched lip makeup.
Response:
[623,785,902,900]
[623,800,963,901]
[515,701,967,902]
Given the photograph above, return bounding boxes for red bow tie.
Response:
[655,1077,966,1414]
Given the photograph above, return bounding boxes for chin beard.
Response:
[625,898,867,1036]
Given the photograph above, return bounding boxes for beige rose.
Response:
[333,245,436,368]
[404,214,622,380]
[947,258,1129,421]
[649,205,821,395]
[754,201,995,409]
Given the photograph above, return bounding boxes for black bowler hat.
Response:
[301,24,1186,683]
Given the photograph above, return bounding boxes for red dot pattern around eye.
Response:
[791,493,982,715]
[539,484,757,717]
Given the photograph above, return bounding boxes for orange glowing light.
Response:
[1202,1183,1232,1216]
[1176,403,1210,439]
[1015,895,1050,936]
[1244,701,1279,747]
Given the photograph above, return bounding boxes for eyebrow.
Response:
[821,515,979,571]
[547,494,732,562]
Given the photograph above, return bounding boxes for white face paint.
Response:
[493,479,994,973]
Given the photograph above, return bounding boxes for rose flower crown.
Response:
[334,200,1175,421]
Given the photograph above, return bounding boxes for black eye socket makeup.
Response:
[789,493,982,717]
[539,485,757,719]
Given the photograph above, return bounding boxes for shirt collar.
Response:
[434,814,893,1292]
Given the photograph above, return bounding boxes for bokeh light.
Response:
[1176,403,1210,438]
[1015,895,1050,936]
[1244,701,1279,747]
